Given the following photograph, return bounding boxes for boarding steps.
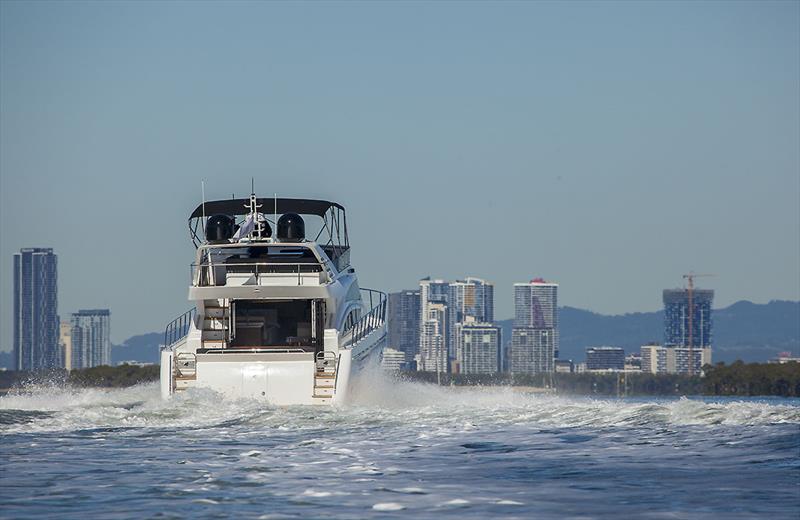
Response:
[201,300,229,349]
[173,352,197,392]
[174,300,227,392]
[312,351,337,404]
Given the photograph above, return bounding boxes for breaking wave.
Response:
[2,371,798,435]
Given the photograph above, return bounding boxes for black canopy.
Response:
[189,198,344,219]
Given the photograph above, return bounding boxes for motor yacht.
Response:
[159,193,386,405]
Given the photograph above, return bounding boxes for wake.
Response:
[1,370,799,435]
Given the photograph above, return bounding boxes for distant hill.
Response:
[0,333,163,370]
[111,332,163,365]
[498,300,799,363]
[2,300,796,370]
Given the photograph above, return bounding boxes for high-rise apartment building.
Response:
[387,289,420,362]
[419,302,447,373]
[449,277,494,324]
[71,309,111,369]
[418,277,496,370]
[514,279,559,358]
[13,248,59,370]
[510,328,554,374]
[454,319,501,374]
[448,277,494,359]
[419,278,451,363]
[663,289,714,348]
[510,278,558,374]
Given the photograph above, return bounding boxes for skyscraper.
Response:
[514,279,559,357]
[511,278,559,374]
[663,288,714,348]
[419,302,447,373]
[449,277,494,324]
[13,248,59,370]
[449,277,493,356]
[419,277,496,371]
[454,319,501,374]
[387,289,420,363]
[71,309,111,369]
[510,327,554,374]
[419,278,451,369]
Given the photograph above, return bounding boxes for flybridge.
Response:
[188,193,349,254]
[192,243,336,289]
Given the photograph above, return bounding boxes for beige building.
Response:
[640,344,712,375]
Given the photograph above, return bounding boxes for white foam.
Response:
[1,372,798,436]
[372,502,405,511]
[440,498,470,506]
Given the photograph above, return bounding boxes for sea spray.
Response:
[1,377,798,518]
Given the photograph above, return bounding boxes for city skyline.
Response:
[0,247,785,355]
[1,1,798,350]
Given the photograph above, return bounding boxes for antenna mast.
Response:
[201,180,207,239]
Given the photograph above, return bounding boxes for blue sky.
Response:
[1,1,798,346]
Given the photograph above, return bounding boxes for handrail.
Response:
[164,308,196,348]
[191,261,332,287]
[198,348,308,354]
[341,288,387,348]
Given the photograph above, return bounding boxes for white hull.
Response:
[160,330,385,406]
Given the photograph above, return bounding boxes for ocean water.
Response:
[1,372,799,519]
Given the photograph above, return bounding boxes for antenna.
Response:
[274,192,278,236]
[247,179,265,239]
[201,180,207,240]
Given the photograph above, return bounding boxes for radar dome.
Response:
[206,214,235,242]
[277,213,305,242]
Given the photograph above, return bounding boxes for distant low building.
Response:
[554,359,573,373]
[641,344,667,374]
[117,360,155,367]
[624,353,642,372]
[585,346,625,371]
[381,348,406,371]
[640,343,711,375]
[768,352,800,364]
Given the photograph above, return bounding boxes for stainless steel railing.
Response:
[341,288,387,348]
[191,261,333,287]
[164,308,196,348]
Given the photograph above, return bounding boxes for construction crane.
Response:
[682,272,714,376]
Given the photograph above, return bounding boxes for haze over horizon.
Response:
[1,1,798,347]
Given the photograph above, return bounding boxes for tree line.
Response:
[1,361,798,397]
[397,361,800,397]
[0,364,160,392]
